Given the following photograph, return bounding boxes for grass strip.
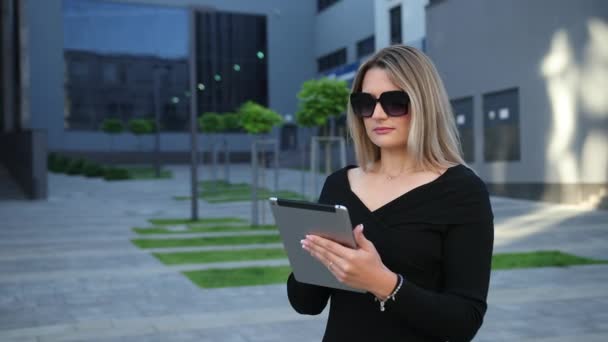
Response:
[174,180,307,202]
[131,234,281,249]
[184,266,292,288]
[154,248,286,265]
[148,217,247,226]
[492,250,608,269]
[177,251,608,289]
[127,167,172,179]
[133,224,276,235]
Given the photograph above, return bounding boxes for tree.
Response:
[198,112,224,185]
[295,77,349,175]
[101,118,124,153]
[128,118,155,152]
[238,101,283,226]
[239,101,283,135]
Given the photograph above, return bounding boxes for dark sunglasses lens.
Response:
[380,91,410,116]
[350,93,375,117]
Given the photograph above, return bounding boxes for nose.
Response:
[370,101,388,119]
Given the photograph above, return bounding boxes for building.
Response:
[1,0,606,208]
[426,0,607,206]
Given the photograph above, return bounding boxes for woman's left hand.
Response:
[301,224,396,295]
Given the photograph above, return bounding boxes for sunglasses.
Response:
[350,90,410,118]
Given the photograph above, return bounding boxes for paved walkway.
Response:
[0,164,607,341]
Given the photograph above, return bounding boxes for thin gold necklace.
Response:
[382,165,413,181]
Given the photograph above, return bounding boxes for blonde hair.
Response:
[347,45,465,173]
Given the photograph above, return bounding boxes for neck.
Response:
[376,147,416,175]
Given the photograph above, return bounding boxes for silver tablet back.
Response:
[269,197,365,293]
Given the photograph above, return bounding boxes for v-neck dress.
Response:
[287,164,494,342]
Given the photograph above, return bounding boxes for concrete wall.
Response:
[24,0,316,152]
[375,0,428,50]
[314,0,375,65]
[426,0,608,204]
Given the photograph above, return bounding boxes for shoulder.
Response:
[444,164,489,194]
[441,164,493,221]
[324,165,358,187]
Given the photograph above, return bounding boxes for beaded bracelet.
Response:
[374,273,404,312]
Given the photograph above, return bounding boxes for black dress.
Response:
[287,164,494,342]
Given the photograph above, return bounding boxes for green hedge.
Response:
[83,161,105,178]
[48,153,70,173]
[66,158,86,175]
[103,167,130,180]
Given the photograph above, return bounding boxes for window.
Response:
[317,48,347,73]
[389,5,402,45]
[195,10,268,114]
[451,96,475,162]
[318,0,340,13]
[62,0,190,131]
[102,63,118,84]
[357,35,375,59]
[483,88,521,162]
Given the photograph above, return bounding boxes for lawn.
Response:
[173,180,307,202]
[133,224,276,235]
[154,248,286,265]
[131,234,282,249]
[492,250,608,269]
[184,266,292,288]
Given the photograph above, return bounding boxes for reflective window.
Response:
[483,88,521,162]
[62,0,190,131]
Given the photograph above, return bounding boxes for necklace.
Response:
[382,165,413,181]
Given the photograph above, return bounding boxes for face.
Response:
[357,67,411,150]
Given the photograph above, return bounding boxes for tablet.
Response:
[269,197,365,293]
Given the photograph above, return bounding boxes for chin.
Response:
[369,138,407,150]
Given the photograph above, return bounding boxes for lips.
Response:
[373,127,395,134]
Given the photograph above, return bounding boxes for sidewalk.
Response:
[0,164,607,341]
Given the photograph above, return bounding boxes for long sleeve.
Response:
[383,179,494,341]
[286,174,336,315]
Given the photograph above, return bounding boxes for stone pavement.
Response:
[0,164,607,341]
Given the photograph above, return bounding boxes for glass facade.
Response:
[62,0,190,131]
[195,11,268,116]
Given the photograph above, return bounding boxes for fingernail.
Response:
[359,224,364,230]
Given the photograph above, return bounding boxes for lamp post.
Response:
[188,9,199,220]
[152,65,171,178]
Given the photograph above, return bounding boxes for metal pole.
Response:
[274,140,279,195]
[188,10,199,220]
[311,138,317,201]
[153,69,161,178]
[251,139,258,226]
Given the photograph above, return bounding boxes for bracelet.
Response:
[374,273,404,312]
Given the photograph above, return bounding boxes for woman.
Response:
[287,45,494,341]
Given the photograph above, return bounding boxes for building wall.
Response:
[314,0,375,66]
[24,0,316,152]
[426,0,608,204]
[375,0,428,50]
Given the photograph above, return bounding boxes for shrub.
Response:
[49,155,71,173]
[198,112,225,133]
[238,101,283,135]
[101,118,124,134]
[83,161,105,178]
[66,158,86,175]
[103,167,130,181]
[222,112,242,132]
[128,119,155,135]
